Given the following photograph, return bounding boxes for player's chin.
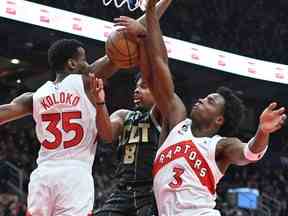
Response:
[134,102,142,108]
[190,109,198,118]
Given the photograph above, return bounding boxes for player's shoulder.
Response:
[22,92,34,97]
[13,92,34,102]
[217,137,241,145]
[111,109,131,120]
[216,137,242,154]
[134,109,151,120]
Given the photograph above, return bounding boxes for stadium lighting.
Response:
[11,59,20,64]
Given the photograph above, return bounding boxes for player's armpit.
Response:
[216,138,250,167]
[0,92,33,125]
[110,109,130,142]
[165,94,187,131]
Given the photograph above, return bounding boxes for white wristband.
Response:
[243,138,268,161]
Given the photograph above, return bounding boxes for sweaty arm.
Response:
[0,92,33,125]
[139,0,186,136]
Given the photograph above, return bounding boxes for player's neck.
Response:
[54,71,71,83]
[191,123,217,138]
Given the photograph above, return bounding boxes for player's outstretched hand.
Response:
[114,16,146,40]
[259,102,286,134]
[87,73,105,105]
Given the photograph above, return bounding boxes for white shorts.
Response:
[27,160,94,216]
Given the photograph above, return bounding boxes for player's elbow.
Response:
[99,131,113,143]
[234,159,252,166]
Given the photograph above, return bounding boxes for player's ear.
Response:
[67,58,77,70]
[215,115,224,127]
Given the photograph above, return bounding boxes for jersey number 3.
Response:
[41,111,84,149]
[169,167,184,189]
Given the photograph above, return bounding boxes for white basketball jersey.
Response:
[33,74,97,170]
[153,119,223,216]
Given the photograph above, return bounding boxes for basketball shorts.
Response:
[26,160,94,216]
[94,183,157,216]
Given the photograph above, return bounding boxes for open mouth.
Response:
[134,99,141,104]
[133,95,141,105]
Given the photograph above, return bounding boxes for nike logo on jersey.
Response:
[153,140,216,194]
[41,92,80,110]
[177,124,189,135]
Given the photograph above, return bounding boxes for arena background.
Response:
[0,0,288,215]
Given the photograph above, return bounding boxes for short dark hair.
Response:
[48,39,84,72]
[134,72,142,84]
[217,86,245,137]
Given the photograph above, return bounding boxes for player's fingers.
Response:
[267,102,277,111]
[281,114,287,122]
[92,76,97,93]
[113,17,122,22]
[274,124,282,132]
[119,16,130,21]
[98,79,104,90]
[114,17,128,23]
[83,75,89,90]
[117,29,128,34]
[88,73,93,92]
[275,107,286,115]
[114,22,128,27]
[114,26,128,32]
[92,74,98,91]
[95,77,100,90]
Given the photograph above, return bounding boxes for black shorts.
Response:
[94,184,158,216]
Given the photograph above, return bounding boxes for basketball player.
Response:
[134,0,286,215]
[94,2,172,216]
[94,74,161,216]
[0,39,115,215]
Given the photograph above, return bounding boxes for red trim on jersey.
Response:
[153,140,216,194]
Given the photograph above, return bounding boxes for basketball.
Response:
[105,30,139,69]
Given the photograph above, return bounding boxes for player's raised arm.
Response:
[137,0,172,26]
[218,103,286,167]
[87,0,172,80]
[0,92,33,125]
[141,0,186,131]
[84,74,113,143]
